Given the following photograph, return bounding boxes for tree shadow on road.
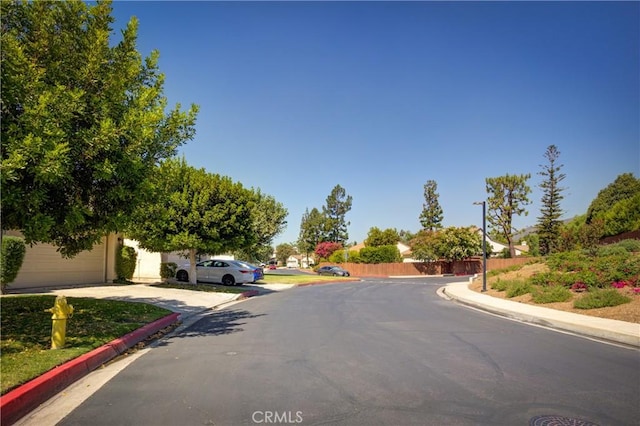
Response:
[162,308,266,342]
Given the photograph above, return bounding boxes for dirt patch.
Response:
[470,263,640,324]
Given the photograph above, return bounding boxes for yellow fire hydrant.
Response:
[46,295,74,349]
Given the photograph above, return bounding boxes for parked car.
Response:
[231,260,264,283]
[317,266,350,277]
[268,264,277,270]
[175,259,254,285]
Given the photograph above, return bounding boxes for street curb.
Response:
[443,282,640,348]
[0,312,180,426]
[238,290,260,299]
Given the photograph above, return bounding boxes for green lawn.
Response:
[0,296,171,395]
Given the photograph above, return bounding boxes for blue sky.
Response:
[111,1,639,247]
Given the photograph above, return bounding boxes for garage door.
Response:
[6,232,107,290]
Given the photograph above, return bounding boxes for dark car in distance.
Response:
[317,266,350,277]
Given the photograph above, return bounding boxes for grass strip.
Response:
[1,295,171,395]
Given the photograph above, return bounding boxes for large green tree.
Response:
[586,173,640,227]
[434,226,482,261]
[486,174,532,258]
[409,230,439,262]
[419,180,444,231]
[536,145,566,255]
[364,227,400,247]
[275,243,296,266]
[125,158,255,284]
[323,184,352,244]
[234,189,287,262]
[1,0,198,256]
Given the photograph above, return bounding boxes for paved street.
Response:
[45,279,640,425]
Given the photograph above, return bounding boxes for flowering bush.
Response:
[633,287,640,295]
[611,281,628,289]
[571,282,587,292]
[315,242,342,260]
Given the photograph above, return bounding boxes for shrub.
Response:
[530,271,559,287]
[329,249,361,264]
[546,251,589,272]
[573,269,600,289]
[574,289,631,309]
[160,262,177,280]
[571,282,588,292]
[116,245,137,281]
[360,245,401,264]
[597,244,630,257]
[1,236,26,293]
[347,250,361,264]
[614,239,640,253]
[531,285,572,304]
[505,280,532,298]
[491,278,508,292]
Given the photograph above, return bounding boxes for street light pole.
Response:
[473,201,487,292]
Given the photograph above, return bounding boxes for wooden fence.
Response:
[320,257,533,277]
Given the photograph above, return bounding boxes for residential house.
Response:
[3,231,119,291]
[474,228,528,257]
[286,254,315,268]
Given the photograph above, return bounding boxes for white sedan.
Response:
[175,259,254,286]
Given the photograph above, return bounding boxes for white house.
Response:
[286,254,315,268]
[474,228,528,257]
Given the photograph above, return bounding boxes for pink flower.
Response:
[612,281,627,289]
[632,287,640,295]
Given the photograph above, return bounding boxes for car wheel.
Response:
[176,270,188,282]
[333,272,338,276]
[222,274,236,286]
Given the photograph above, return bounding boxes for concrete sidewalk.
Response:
[443,279,640,348]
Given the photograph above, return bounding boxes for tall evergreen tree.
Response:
[536,145,566,255]
[323,185,352,244]
[486,174,532,258]
[298,207,326,260]
[419,180,444,231]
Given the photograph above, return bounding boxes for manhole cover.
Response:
[530,415,600,426]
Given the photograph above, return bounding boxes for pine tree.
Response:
[486,174,532,258]
[536,145,566,255]
[323,185,352,244]
[419,180,444,231]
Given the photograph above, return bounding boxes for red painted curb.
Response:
[0,312,180,426]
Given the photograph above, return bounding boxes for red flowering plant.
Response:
[570,282,588,292]
[315,242,343,260]
[611,281,628,289]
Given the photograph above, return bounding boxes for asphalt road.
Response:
[57,278,639,426]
